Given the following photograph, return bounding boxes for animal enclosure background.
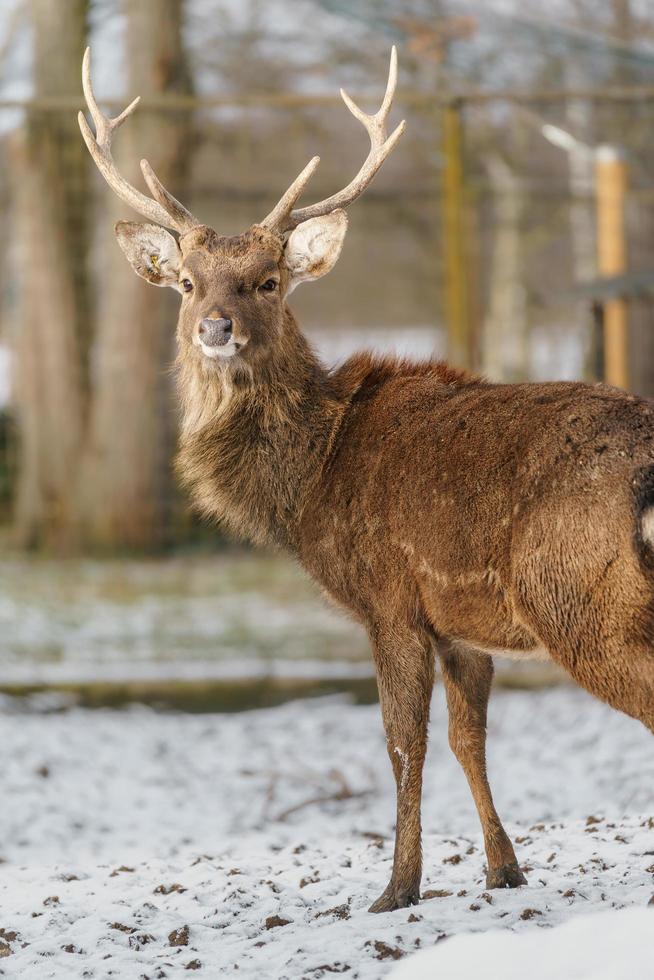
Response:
[1,0,654,702]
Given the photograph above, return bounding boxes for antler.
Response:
[261,47,406,233]
[78,47,199,235]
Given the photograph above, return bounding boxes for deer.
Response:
[79,46,654,913]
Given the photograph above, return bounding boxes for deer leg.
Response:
[437,640,526,890]
[368,622,434,913]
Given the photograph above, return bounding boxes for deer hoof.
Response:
[368,881,420,913]
[486,861,527,889]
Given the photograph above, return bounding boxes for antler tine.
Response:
[378,43,398,121]
[80,46,140,145]
[78,47,198,235]
[260,156,321,231]
[140,159,199,234]
[262,47,406,234]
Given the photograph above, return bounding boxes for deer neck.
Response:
[175,310,343,549]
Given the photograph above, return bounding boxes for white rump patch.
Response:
[641,506,654,547]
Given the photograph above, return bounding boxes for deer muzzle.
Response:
[199,317,233,347]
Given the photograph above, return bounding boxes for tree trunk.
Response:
[78,0,193,549]
[12,0,89,548]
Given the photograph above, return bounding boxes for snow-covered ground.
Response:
[0,554,370,685]
[0,555,559,697]
[0,685,652,978]
[389,906,654,980]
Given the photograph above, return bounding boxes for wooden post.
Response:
[441,99,470,368]
[596,145,629,389]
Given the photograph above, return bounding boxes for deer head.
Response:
[79,48,405,372]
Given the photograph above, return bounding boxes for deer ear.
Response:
[114,221,182,289]
[284,210,348,294]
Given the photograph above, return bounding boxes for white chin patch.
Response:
[200,341,239,360]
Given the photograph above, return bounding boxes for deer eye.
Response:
[181,278,193,293]
[259,278,278,292]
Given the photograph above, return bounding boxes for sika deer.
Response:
[80,48,654,912]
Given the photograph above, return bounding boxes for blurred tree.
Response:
[77,0,193,549]
[12,0,192,551]
[13,0,90,548]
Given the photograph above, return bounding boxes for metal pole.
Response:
[441,100,470,368]
[596,145,629,389]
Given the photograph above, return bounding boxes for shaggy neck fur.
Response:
[175,292,477,550]
[175,307,346,549]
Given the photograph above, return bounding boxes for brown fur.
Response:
[123,222,654,913]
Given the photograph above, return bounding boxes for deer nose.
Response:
[199,317,232,347]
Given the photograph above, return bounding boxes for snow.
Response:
[0,656,374,687]
[389,907,654,980]
[0,686,652,978]
[0,555,370,683]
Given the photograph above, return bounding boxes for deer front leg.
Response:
[438,640,526,889]
[368,622,434,913]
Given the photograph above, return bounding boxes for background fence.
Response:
[449,89,654,387]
